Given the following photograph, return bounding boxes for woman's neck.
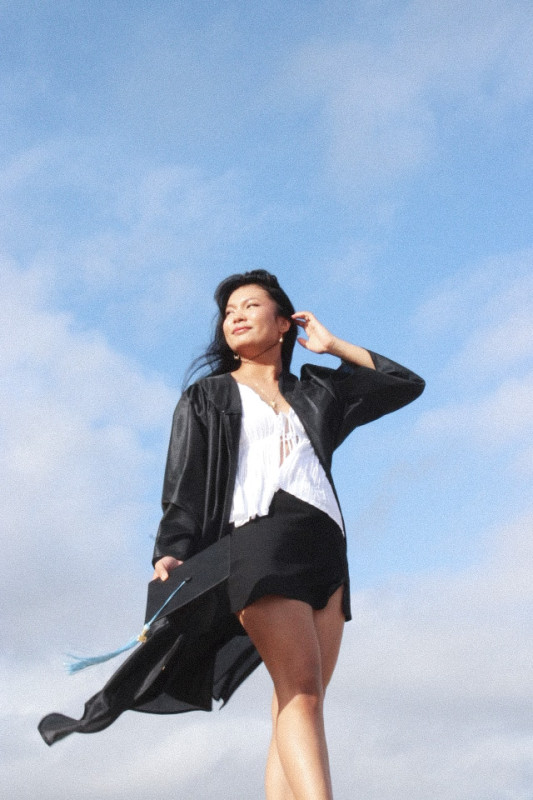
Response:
[234,338,283,381]
[234,360,282,383]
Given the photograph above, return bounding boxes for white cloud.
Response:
[1,268,530,796]
[412,247,533,456]
[281,0,533,190]
[326,239,376,292]
[326,508,533,800]
[0,137,295,345]
[452,284,533,380]
[1,142,249,281]
[452,309,533,378]
[3,508,532,800]
[0,259,176,654]
[0,5,531,796]
[414,248,533,348]
[86,165,250,285]
[512,443,533,478]
[418,372,533,447]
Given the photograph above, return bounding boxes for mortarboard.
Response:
[144,536,230,622]
[65,536,231,674]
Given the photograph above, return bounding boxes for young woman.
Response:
[40,271,424,800]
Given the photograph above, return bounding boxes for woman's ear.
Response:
[279,317,292,334]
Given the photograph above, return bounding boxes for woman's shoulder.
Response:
[296,361,361,390]
[179,372,240,414]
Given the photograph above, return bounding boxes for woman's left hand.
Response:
[292,311,335,354]
[152,555,183,582]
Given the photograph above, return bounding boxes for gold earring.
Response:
[279,336,284,343]
[233,352,240,360]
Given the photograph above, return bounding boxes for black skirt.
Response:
[228,489,351,621]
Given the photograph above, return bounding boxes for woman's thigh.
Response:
[313,586,345,689]
[237,590,345,705]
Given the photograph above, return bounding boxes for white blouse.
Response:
[229,383,344,533]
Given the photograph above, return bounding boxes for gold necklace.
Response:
[245,379,281,411]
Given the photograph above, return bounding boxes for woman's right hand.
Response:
[152,556,183,582]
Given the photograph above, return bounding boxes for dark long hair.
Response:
[186,270,297,384]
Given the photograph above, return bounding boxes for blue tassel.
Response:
[64,578,189,674]
[65,636,144,673]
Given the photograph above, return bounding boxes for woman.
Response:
[39,271,424,800]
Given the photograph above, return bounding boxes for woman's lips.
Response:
[233,326,251,334]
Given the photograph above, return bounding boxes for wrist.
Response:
[326,336,343,357]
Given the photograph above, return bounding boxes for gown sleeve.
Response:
[335,350,424,445]
[301,351,425,449]
[152,387,208,565]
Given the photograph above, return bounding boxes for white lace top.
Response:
[229,383,344,533]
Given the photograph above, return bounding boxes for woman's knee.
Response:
[270,656,324,712]
[275,666,324,707]
[272,686,323,724]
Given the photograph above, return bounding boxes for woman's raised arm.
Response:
[292,311,376,369]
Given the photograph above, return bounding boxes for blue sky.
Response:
[1,2,532,798]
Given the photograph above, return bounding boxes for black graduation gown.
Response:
[39,352,424,745]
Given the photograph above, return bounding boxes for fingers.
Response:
[293,311,315,349]
[152,563,169,582]
[293,310,333,354]
[291,311,314,327]
[152,556,183,582]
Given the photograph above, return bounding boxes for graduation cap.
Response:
[66,537,230,674]
[144,536,230,621]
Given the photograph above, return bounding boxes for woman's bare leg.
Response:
[263,587,345,799]
[264,587,345,799]
[265,693,295,800]
[240,596,330,799]
[238,587,345,800]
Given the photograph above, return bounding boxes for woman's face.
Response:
[223,284,290,357]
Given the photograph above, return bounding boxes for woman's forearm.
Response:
[327,338,376,369]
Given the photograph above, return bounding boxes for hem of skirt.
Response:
[233,578,351,621]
